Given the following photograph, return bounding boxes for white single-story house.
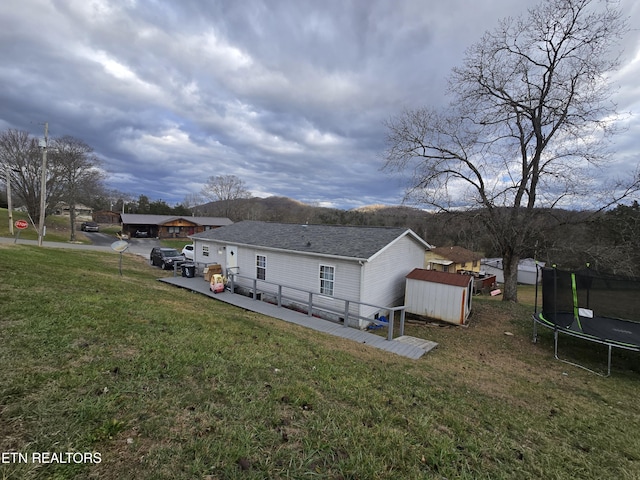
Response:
[190,221,433,328]
[53,202,93,219]
[481,257,545,285]
[405,269,474,325]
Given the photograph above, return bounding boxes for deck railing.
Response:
[227,272,406,341]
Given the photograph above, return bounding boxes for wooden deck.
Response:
[159,276,438,360]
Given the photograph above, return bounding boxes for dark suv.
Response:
[81,221,99,232]
[150,247,184,270]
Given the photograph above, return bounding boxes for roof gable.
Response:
[191,221,430,260]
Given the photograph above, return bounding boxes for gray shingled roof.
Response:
[190,221,430,260]
[120,214,232,226]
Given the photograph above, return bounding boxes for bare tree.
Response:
[200,174,251,218]
[384,0,638,302]
[0,129,49,225]
[182,192,205,215]
[0,130,106,240]
[50,136,104,241]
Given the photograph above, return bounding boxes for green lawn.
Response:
[1,244,639,479]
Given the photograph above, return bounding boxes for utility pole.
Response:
[38,122,48,247]
[6,167,13,235]
[5,170,14,235]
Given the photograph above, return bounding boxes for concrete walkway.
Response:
[160,276,438,360]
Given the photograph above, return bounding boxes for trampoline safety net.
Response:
[540,267,640,345]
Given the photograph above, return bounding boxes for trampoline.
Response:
[532,266,640,376]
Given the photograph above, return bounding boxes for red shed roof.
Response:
[406,268,473,287]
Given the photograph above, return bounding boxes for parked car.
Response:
[150,247,185,270]
[182,244,194,260]
[135,230,149,238]
[80,221,99,232]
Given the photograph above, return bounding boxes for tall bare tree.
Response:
[50,136,104,241]
[384,0,638,302]
[0,129,48,225]
[200,174,251,218]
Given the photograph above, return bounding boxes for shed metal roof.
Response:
[406,268,473,287]
[190,221,431,261]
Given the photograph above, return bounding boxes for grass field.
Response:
[0,209,91,244]
[1,242,639,478]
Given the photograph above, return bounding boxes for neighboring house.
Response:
[93,210,121,224]
[190,221,433,328]
[481,257,545,285]
[425,246,482,274]
[120,214,232,239]
[53,202,93,219]
[405,269,474,325]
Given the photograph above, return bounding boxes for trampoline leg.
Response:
[553,329,611,377]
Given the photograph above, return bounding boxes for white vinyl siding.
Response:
[360,234,427,317]
[220,248,361,315]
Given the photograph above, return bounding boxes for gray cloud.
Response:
[1,0,638,210]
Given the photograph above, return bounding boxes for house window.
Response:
[443,265,449,273]
[256,255,266,280]
[320,265,335,296]
[202,245,209,257]
[168,226,180,233]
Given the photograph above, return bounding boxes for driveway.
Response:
[124,238,161,257]
[81,231,116,247]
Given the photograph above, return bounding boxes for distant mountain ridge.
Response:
[189,195,640,276]
[195,196,429,227]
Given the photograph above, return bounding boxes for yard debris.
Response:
[237,457,251,471]
[504,331,514,336]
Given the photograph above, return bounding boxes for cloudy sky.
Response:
[1,0,639,210]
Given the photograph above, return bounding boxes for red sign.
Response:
[15,220,28,230]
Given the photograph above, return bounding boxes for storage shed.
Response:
[405,269,473,325]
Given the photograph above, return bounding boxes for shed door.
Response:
[226,246,238,274]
